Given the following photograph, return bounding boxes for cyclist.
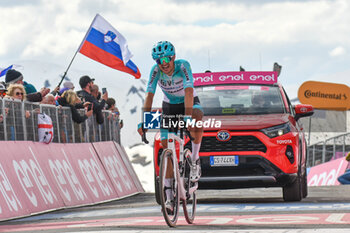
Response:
[138,41,203,211]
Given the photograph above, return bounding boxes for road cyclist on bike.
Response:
[138,41,203,214]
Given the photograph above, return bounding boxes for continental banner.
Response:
[298,81,350,110]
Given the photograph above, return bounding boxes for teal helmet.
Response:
[152,41,175,60]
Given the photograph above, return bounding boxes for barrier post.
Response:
[109,115,112,141]
[71,117,75,143]
[55,107,61,143]
[21,102,27,140]
[322,141,326,163]
[2,99,8,141]
[343,134,345,156]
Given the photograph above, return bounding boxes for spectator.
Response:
[5,83,26,101]
[106,97,123,128]
[41,94,57,106]
[57,90,93,123]
[0,82,7,98]
[0,83,8,123]
[5,69,37,94]
[77,75,107,124]
[91,84,101,100]
[106,97,118,112]
[337,153,350,185]
[59,81,75,96]
[5,83,31,118]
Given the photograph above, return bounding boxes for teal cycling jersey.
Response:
[146,59,197,104]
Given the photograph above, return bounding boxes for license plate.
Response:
[210,156,239,167]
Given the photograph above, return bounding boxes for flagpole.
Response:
[57,14,99,88]
[57,50,78,87]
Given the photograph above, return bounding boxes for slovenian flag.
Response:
[79,14,141,79]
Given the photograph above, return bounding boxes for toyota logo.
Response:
[216,130,231,142]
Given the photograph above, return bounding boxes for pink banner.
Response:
[93,142,139,197]
[193,71,278,87]
[308,157,348,186]
[0,142,32,220]
[34,143,94,207]
[0,142,65,220]
[0,141,143,221]
[62,143,118,203]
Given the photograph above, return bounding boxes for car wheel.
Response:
[154,173,161,205]
[301,166,308,198]
[283,173,302,202]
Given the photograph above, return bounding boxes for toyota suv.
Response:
[153,71,313,202]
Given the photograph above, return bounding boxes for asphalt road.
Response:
[1,186,350,232]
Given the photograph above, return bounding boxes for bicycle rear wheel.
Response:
[159,149,179,227]
[182,149,197,224]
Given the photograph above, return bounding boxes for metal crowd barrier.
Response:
[0,98,121,144]
[307,132,350,167]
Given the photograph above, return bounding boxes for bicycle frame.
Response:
[167,132,187,201]
[166,132,197,201]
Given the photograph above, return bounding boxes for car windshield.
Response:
[195,85,286,115]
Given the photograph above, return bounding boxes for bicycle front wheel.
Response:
[182,149,197,224]
[159,149,179,227]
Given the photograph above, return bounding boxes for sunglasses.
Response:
[0,92,6,97]
[156,56,172,65]
[15,92,24,96]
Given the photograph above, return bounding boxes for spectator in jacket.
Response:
[58,90,93,123]
[77,75,107,124]
[5,69,37,94]
[5,70,50,102]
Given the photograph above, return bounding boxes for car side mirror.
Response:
[294,104,314,121]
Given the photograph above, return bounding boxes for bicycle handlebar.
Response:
[141,127,193,144]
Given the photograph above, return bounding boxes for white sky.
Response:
[1,0,350,145]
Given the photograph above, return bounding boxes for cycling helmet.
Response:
[152,41,175,60]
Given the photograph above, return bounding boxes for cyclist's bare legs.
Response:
[189,108,203,182]
[190,108,203,144]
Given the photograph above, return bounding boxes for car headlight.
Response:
[261,123,291,138]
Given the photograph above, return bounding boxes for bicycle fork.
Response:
[168,133,187,201]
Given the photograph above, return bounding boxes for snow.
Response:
[125,143,155,193]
